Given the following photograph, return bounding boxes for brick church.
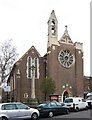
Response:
[7,10,84,102]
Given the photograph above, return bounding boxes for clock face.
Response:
[58,50,74,68]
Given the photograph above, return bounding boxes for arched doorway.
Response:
[62,91,69,102]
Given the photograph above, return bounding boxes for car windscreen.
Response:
[86,95,92,100]
[37,103,47,107]
[64,98,73,103]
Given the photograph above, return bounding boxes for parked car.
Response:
[36,101,69,117]
[59,101,65,106]
[64,97,88,111]
[86,93,92,108]
[0,102,40,120]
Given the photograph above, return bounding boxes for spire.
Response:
[48,10,57,23]
[65,25,68,35]
[59,25,73,44]
[51,10,55,14]
[47,10,59,48]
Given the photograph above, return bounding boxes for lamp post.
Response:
[31,64,36,99]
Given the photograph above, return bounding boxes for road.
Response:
[40,109,92,119]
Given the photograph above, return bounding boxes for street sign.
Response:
[3,86,11,92]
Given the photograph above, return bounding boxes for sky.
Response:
[0,0,90,76]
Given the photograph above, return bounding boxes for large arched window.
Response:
[27,56,32,78]
[27,56,39,79]
[34,57,39,79]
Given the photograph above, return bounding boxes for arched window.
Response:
[51,19,56,35]
[27,56,32,79]
[34,57,39,79]
[27,56,39,79]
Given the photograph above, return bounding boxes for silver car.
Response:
[0,102,40,120]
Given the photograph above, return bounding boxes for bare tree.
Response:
[0,39,18,83]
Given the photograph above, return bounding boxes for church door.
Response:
[63,91,69,102]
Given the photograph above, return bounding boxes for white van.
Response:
[86,92,92,108]
[64,97,88,111]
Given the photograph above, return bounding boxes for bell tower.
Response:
[47,10,59,49]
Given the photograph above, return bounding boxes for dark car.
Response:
[36,101,69,117]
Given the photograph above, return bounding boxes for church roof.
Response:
[59,25,73,44]
[17,45,41,62]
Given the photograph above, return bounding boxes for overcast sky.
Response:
[0,0,90,76]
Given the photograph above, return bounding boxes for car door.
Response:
[78,99,85,109]
[78,99,83,109]
[82,99,87,109]
[16,103,31,118]
[50,102,61,115]
[1,103,18,119]
[56,101,66,114]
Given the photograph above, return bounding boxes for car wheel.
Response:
[31,113,38,120]
[85,106,88,110]
[66,109,69,114]
[75,107,79,112]
[2,117,8,120]
[48,111,54,118]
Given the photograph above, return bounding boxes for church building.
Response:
[7,10,84,102]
